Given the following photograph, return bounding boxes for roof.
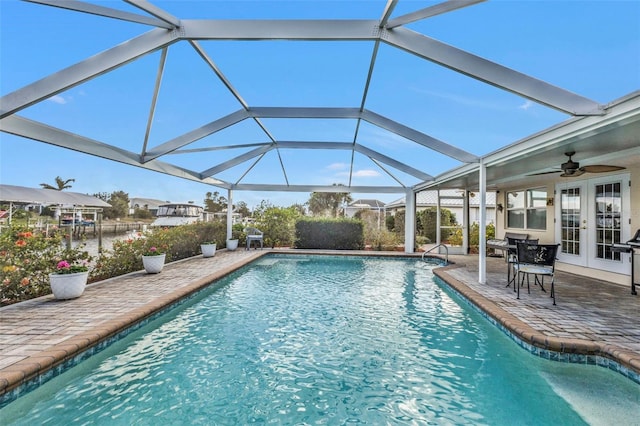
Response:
[386,190,496,209]
[348,199,386,209]
[0,184,111,207]
[1,1,638,199]
[130,198,168,209]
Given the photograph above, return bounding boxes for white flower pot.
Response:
[201,243,217,257]
[142,253,166,273]
[226,239,239,251]
[49,271,88,300]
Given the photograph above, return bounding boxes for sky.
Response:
[1,0,639,210]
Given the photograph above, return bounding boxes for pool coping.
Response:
[1,250,638,406]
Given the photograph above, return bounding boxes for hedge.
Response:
[295,218,364,250]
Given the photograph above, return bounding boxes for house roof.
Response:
[0,184,111,208]
[130,198,167,209]
[348,199,386,209]
[386,189,496,209]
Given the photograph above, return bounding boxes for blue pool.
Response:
[2,255,638,424]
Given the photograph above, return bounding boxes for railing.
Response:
[422,243,449,264]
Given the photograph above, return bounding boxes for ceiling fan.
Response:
[529,151,625,177]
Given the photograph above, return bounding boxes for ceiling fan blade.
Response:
[527,170,561,176]
[561,169,586,178]
[580,165,626,173]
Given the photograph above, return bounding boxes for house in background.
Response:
[129,198,166,216]
[386,190,497,226]
[344,199,386,218]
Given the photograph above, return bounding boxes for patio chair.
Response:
[506,238,538,291]
[513,242,560,305]
[244,227,264,250]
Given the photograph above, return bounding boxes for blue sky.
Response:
[1,0,639,210]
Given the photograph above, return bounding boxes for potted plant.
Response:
[142,246,166,273]
[200,241,217,257]
[226,238,239,251]
[49,260,89,300]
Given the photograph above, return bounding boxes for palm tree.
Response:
[40,176,75,191]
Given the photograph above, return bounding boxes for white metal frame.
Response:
[3,0,636,256]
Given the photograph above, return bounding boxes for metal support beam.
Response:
[386,0,486,29]
[354,144,434,181]
[231,184,407,193]
[0,28,178,119]
[0,115,226,186]
[124,0,181,28]
[201,145,274,178]
[383,27,605,116]
[361,110,479,162]
[143,110,250,161]
[181,19,380,41]
[24,0,175,28]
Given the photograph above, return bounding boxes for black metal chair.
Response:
[506,238,538,291]
[513,242,560,305]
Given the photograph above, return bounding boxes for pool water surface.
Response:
[2,255,638,425]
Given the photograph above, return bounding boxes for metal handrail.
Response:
[422,243,449,264]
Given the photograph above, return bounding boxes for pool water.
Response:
[2,255,638,425]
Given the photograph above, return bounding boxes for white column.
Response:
[463,191,469,255]
[226,189,233,241]
[436,189,441,246]
[479,159,487,284]
[404,189,416,253]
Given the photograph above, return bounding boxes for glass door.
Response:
[557,183,586,266]
[556,174,630,274]
[588,176,630,274]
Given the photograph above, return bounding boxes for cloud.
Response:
[326,162,348,170]
[48,95,68,105]
[336,169,380,177]
[518,100,534,110]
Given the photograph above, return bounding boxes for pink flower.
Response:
[57,260,71,269]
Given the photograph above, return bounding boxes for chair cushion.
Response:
[514,264,553,275]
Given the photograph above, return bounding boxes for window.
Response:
[507,188,547,230]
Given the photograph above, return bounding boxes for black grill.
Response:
[611,229,640,295]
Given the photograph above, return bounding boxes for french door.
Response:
[555,174,630,274]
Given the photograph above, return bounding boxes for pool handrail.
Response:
[422,243,448,264]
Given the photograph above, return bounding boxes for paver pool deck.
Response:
[1,249,638,401]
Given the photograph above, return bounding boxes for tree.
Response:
[289,202,307,216]
[40,176,75,191]
[307,184,352,217]
[95,191,130,219]
[204,191,227,213]
[235,201,251,217]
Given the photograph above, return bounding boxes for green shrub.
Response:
[368,229,400,250]
[90,222,226,282]
[448,222,495,252]
[254,206,300,247]
[295,218,364,249]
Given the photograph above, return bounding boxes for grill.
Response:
[611,229,640,295]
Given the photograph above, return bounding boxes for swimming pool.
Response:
[2,255,638,424]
